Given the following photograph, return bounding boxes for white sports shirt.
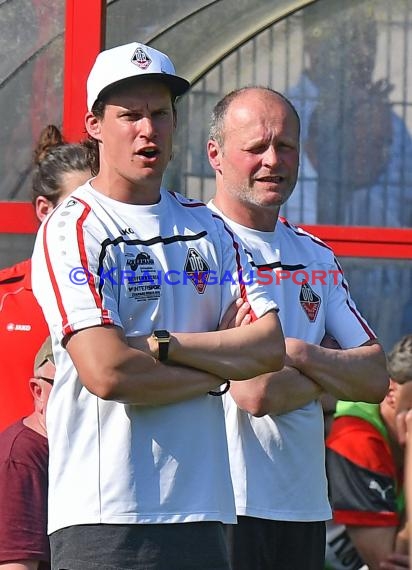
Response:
[208,202,376,522]
[31,183,277,533]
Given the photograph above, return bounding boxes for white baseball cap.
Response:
[87,42,191,111]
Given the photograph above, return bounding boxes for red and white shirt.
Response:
[32,183,277,533]
[208,202,375,523]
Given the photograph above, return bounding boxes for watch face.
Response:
[154,329,170,339]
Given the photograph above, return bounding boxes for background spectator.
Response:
[0,335,55,570]
[0,125,92,431]
[325,334,412,569]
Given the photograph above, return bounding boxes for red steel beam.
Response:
[1,208,411,260]
[0,1,106,236]
[62,0,106,142]
[301,225,412,259]
[1,1,412,263]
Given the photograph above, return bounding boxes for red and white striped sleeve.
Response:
[31,199,121,343]
[325,256,376,349]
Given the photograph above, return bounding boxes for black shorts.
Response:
[226,516,326,570]
[50,522,230,570]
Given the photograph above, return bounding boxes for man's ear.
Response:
[85,112,102,141]
[28,378,43,400]
[207,139,222,173]
[35,196,55,222]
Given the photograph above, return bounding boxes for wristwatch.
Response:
[152,329,171,361]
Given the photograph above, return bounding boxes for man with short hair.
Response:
[0,336,55,570]
[206,86,388,570]
[31,45,285,570]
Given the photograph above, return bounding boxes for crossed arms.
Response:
[230,336,388,417]
[66,308,285,406]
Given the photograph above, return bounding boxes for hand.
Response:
[127,334,156,357]
[284,337,307,367]
[379,552,410,569]
[218,298,251,330]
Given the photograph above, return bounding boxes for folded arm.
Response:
[130,309,285,381]
[67,307,285,406]
[66,325,225,405]
[286,337,388,403]
[228,363,322,416]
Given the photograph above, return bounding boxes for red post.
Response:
[62,0,106,142]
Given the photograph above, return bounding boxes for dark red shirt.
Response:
[0,419,50,567]
[0,258,49,431]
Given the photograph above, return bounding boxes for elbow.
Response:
[349,343,390,404]
[238,397,268,418]
[86,383,116,402]
[249,400,271,417]
[81,367,123,401]
[344,370,390,404]
[93,384,118,401]
[362,371,390,404]
[362,347,391,403]
[233,383,272,417]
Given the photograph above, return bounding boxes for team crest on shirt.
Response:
[131,47,152,70]
[184,248,210,294]
[299,282,321,322]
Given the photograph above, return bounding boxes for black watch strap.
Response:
[158,339,169,361]
[209,380,231,397]
[153,330,170,362]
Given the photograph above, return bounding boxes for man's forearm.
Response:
[115,362,225,406]
[68,326,224,405]
[286,338,388,403]
[164,310,285,380]
[229,366,322,416]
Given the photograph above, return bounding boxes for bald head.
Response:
[209,87,300,148]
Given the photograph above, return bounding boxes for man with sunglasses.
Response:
[0,336,55,570]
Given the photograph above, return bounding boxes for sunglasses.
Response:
[35,376,54,385]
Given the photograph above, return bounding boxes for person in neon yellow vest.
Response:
[325,334,412,570]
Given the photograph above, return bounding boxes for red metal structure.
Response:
[0,0,105,235]
[0,0,411,263]
[62,0,106,142]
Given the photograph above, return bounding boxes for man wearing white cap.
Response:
[31,42,285,569]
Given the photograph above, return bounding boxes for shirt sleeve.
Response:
[212,213,278,321]
[324,256,376,349]
[32,201,122,342]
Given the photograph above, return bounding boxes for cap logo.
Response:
[131,47,152,70]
